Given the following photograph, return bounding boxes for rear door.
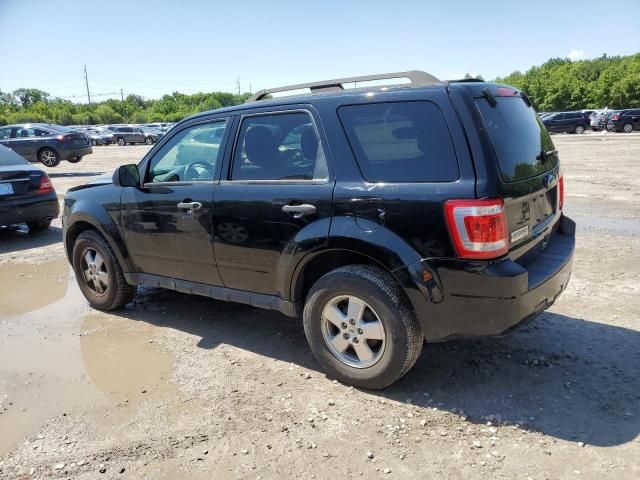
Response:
[212,107,333,296]
[473,87,561,260]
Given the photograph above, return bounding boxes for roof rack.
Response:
[246,70,441,103]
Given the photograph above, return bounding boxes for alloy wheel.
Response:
[81,248,109,295]
[40,150,57,166]
[623,124,633,133]
[321,295,386,368]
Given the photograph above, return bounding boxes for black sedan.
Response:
[0,123,93,167]
[0,144,59,231]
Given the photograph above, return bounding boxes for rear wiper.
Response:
[536,149,558,163]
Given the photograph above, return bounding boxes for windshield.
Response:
[476,96,558,182]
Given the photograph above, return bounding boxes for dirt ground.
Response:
[1,132,639,480]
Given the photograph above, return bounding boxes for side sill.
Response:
[124,272,298,318]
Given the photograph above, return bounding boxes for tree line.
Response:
[495,53,640,111]
[1,53,638,126]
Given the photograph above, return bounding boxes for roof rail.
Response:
[246,70,441,103]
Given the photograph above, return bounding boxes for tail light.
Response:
[56,134,65,143]
[559,175,564,210]
[444,199,508,260]
[36,175,54,195]
[611,114,620,121]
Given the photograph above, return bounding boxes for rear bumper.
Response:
[60,145,93,160]
[397,215,575,342]
[0,192,59,226]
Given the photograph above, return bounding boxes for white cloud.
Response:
[568,49,585,61]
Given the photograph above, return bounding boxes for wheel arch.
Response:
[64,206,133,273]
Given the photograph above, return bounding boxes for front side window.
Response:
[0,128,11,140]
[338,101,459,182]
[231,112,328,181]
[15,127,36,138]
[147,120,228,183]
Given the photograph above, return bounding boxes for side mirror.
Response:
[113,164,141,187]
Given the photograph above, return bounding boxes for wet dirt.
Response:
[80,312,174,403]
[1,139,639,479]
[0,259,68,316]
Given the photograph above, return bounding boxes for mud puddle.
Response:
[0,280,175,455]
[0,259,68,315]
[81,312,175,403]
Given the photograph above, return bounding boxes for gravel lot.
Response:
[1,132,639,479]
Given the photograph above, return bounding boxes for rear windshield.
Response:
[476,97,558,182]
[338,101,459,183]
[0,146,29,166]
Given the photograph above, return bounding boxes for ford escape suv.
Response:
[62,71,575,389]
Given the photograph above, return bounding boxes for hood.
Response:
[67,171,113,192]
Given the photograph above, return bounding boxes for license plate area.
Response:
[0,183,14,196]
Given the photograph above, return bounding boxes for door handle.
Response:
[282,203,316,218]
[177,201,203,211]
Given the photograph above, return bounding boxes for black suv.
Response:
[62,71,575,389]
[607,109,640,133]
[542,111,589,134]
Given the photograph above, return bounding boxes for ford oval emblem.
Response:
[542,174,554,189]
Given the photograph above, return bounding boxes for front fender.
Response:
[63,193,133,272]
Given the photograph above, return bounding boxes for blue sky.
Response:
[1,0,638,102]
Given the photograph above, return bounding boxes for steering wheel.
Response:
[184,161,214,181]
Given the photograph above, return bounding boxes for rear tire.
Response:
[38,148,60,167]
[68,156,82,163]
[72,230,137,311]
[91,139,97,146]
[574,124,585,134]
[27,219,51,232]
[303,265,423,389]
[623,123,633,133]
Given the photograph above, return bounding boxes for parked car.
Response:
[141,126,164,143]
[542,111,588,134]
[0,123,92,167]
[0,144,59,231]
[607,109,640,133]
[109,125,154,145]
[73,127,112,146]
[63,71,574,389]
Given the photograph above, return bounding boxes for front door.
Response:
[213,109,333,297]
[121,118,230,285]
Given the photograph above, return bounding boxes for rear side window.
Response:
[338,101,459,182]
[476,97,558,182]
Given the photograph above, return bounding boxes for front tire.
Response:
[623,123,633,133]
[38,148,60,167]
[145,136,154,145]
[72,230,137,311]
[303,265,423,389]
[574,124,585,134]
[117,137,126,146]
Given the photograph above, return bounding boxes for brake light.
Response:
[56,135,65,143]
[559,175,564,210]
[496,87,518,97]
[36,175,54,195]
[611,114,620,121]
[444,199,508,260]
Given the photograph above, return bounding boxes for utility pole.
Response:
[84,64,91,104]
[236,76,241,96]
[249,83,252,94]
[120,88,125,118]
